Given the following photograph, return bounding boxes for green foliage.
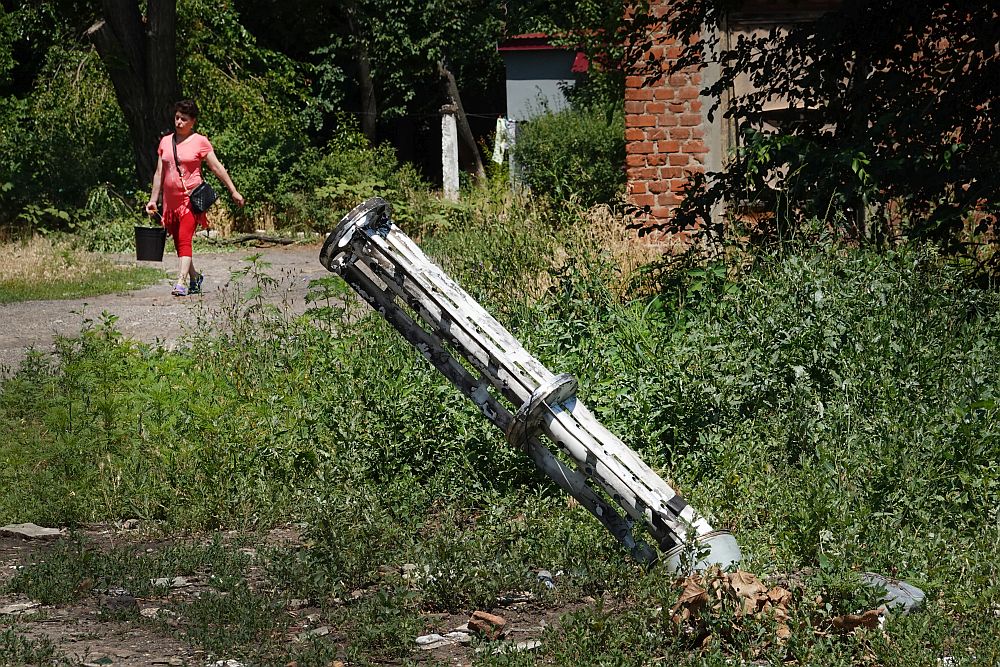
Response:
[299,44,347,132]
[354,0,500,120]
[15,202,71,232]
[277,130,457,236]
[0,9,15,87]
[740,130,880,232]
[563,67,625,112]
[0,627,61,664]
[271,0,504,121]
[8,534,252,605]
[506,0,635,89]
[172,584,290,660]
[419,182,556,305]
[175,0,313,221]
[0,0,500,239]
[0,43,132,218]
[540,241,1000,584]
[513,104,625,208]
[69,184,145,253]
[2,189,1000,662]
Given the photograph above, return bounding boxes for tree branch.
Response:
[437,59,486,181]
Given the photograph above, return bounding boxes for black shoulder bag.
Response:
[172,134,219,214]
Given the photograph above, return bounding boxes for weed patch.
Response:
[2,201,999,663]
[0,625,63,664]
[0,237,163,304]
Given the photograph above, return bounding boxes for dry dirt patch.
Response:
[0,526,249,666]
[1,244,330,374]
[1,526,577,666]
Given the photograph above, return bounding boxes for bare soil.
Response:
[0,244,331,374]
[1,529,199,665]
[0,526,570,666]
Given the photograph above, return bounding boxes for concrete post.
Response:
[506,119,520,192]
[440,104,459,201]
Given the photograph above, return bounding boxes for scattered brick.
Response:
[468,610,507,640]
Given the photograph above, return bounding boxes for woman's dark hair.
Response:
[174,99,199,119]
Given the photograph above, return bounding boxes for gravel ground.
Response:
[1,243,330,374]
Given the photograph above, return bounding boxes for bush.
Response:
[276,128,457,237]
[513,104,625,207]
[0,43,133,220]
[69,184,141,253]
[530,240,1000,582]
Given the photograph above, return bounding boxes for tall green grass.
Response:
[2,195,999,664]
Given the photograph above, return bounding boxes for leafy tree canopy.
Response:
[0,0,629,227]
[0,0,313,218]
[235,0,506,129]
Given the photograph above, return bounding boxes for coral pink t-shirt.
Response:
[157,133,213,214]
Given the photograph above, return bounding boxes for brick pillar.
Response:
[625,1,712,238]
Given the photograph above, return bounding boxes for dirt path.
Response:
[1,244,330,374]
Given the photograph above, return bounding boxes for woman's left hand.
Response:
[232,191,245,207]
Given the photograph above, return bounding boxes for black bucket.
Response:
[135,226,167,261]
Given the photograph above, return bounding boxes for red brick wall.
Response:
[625,0,841,234]
[624,2,709,231]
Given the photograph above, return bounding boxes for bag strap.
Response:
[171,134,192,196]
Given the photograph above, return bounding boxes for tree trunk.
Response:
[355,41,378,142]
[437,60,486,181]
[87,0,178,188]
[145,2,179,136]
[344,2,377,142]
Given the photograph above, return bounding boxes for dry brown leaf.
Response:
[830,609,881,632]
[669,570,799,645]
[725,570,769,615]
[674,579,709,609]
[729,571,768,598]
[670,577,709,625]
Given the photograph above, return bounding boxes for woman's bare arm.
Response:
[205,151,245,207]
[145,159,164,215]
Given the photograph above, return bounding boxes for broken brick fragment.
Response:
[468,610,507,639]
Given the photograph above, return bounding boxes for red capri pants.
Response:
[162,206,206,258]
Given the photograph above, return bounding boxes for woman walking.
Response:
[145,99,244,296]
